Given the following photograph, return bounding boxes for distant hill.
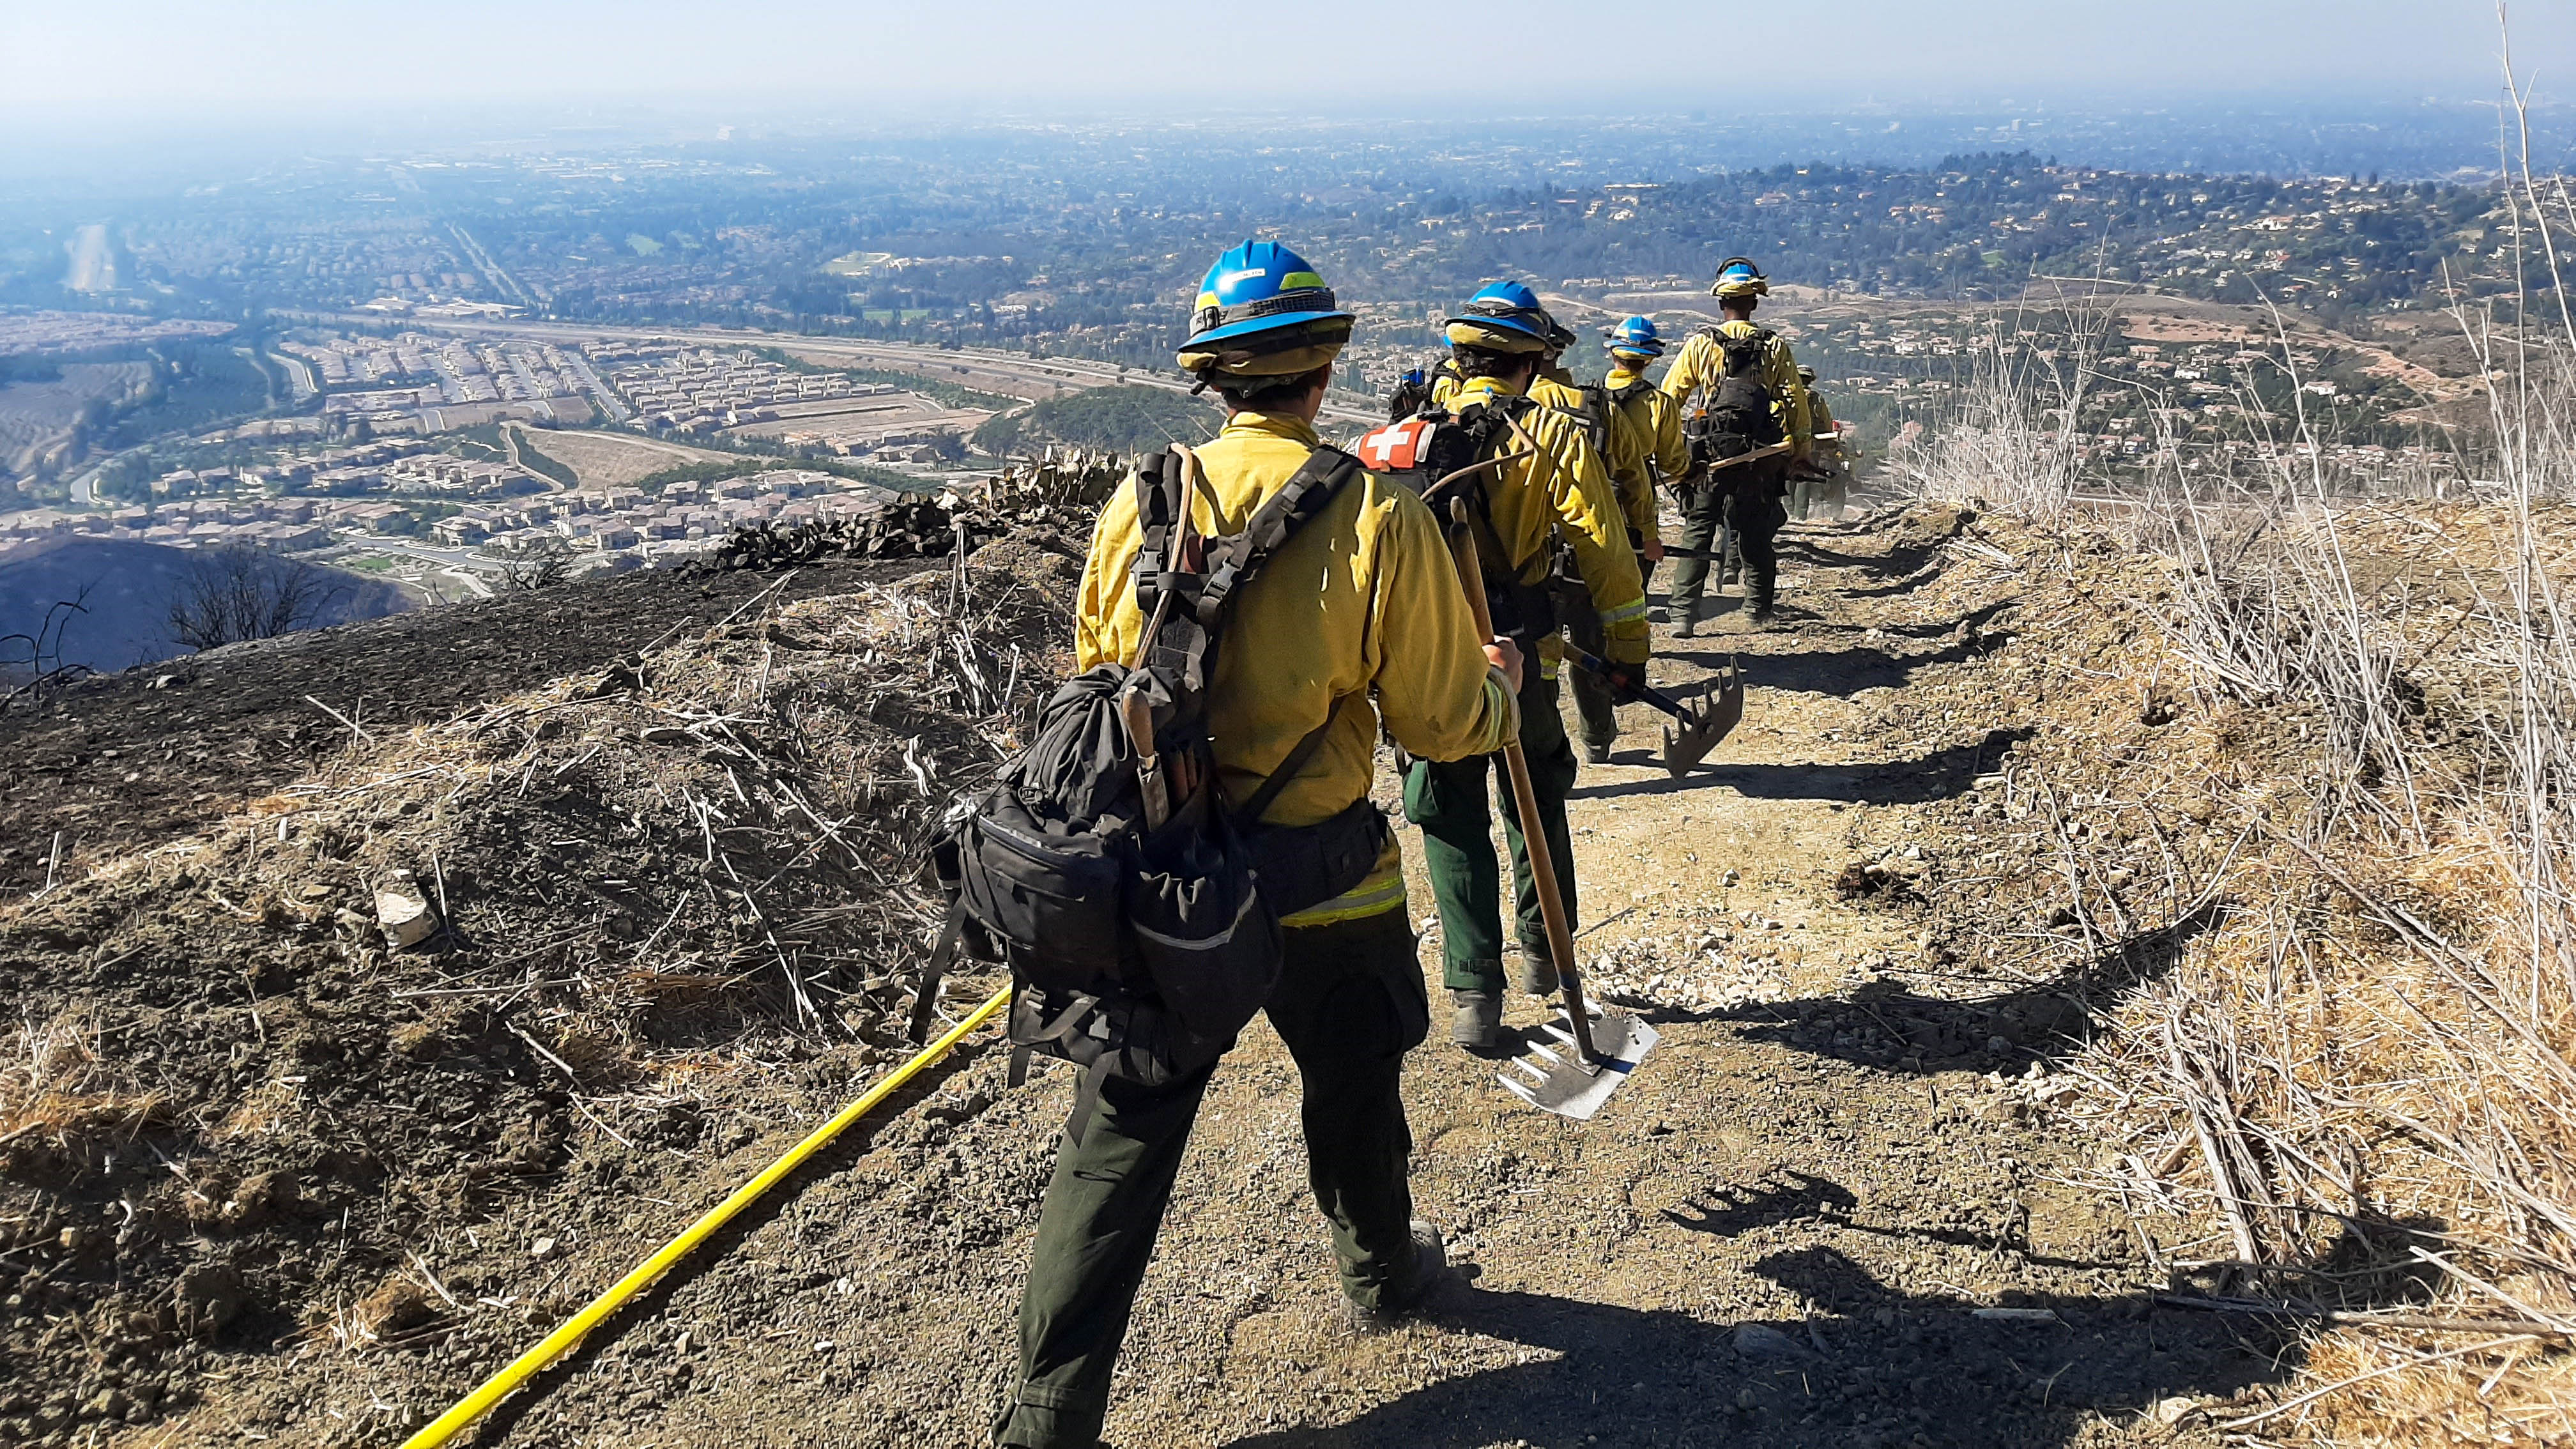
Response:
[973,385,1219,459]
[0,536,411,676]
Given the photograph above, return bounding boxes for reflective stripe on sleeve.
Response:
[1278,868,1409,930]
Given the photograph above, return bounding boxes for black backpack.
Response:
[1570,381,1617,459]
[1384,354,1459,422]
[1687,326,1785,465]
[1355,396,1559,654]
[923,443,1387,1140]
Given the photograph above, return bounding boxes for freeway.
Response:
[286,312,1382,429]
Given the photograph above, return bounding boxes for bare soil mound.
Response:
[512,433,737,491]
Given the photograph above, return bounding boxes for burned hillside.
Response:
[0,518,1087,1445]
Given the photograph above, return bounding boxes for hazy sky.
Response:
[3,0,2569,115]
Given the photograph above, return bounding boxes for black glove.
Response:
[1598,661,1648,705]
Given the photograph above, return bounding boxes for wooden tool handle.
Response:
[1706,440,1795,473]
[1443,502,1602,1068]
[1121,689,1158,764]
[1121,689,1169,829]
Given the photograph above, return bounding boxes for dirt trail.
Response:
[89,505,2299,1449]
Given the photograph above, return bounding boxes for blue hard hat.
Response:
[1184,240,1352,350]
[1604,315,1666,357]
[1710,256,1770,298]
[1445,280,1552,344]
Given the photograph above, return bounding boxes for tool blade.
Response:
[1494,1011,1660,1120]
[1659,658,1744,776]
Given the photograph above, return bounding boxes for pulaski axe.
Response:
[1563,647,1742,776]
[1442,498,1656,1120]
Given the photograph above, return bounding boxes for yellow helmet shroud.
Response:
[1443,319,1549,355]
[1176,326,1351,382]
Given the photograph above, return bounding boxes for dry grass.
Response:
[1888,289,2112,528]
[2099,429,2576,1442]
[1904,45,2576,1434]
[1931,424,2576,1441]
[0,1009,172,1170]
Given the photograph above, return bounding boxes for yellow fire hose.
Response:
[401,983,1013,1449]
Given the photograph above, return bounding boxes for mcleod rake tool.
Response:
[1443,500,1656,1120]
[1563,647,1742,776]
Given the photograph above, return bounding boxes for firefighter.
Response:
[1399,282,1648,1049]
[1790,364,1851,521]
[997,240,1525,1449]
[1563,315,1686,763]
[1659,257,1809,631]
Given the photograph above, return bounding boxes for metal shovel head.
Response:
[1660,657,1745,776]
[1497,1009,1660,1120]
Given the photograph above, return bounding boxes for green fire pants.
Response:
[1403,671,1580,992]
[1790,470,1845,521]
[1560,569,1621,755]
[1566,659,1620,756]
[1670,464,1790,617]
[995,908,1430,1449]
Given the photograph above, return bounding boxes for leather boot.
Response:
[1448,989,1501,1050]
[1508,944,1559,997]
[1345,1220,1453,1333]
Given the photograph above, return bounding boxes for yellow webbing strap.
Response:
[401,984,1014,1449]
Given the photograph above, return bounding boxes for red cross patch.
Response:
[1356,418,1438,472]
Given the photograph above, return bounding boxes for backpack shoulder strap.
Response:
[1131,448,1190,622]
[1192,445,1361,629]
[1462,468,1521,586]
[1233,692,1349,828]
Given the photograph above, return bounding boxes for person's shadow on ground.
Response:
[1214,1234,2291,1449]
[1572,728,2031,805]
